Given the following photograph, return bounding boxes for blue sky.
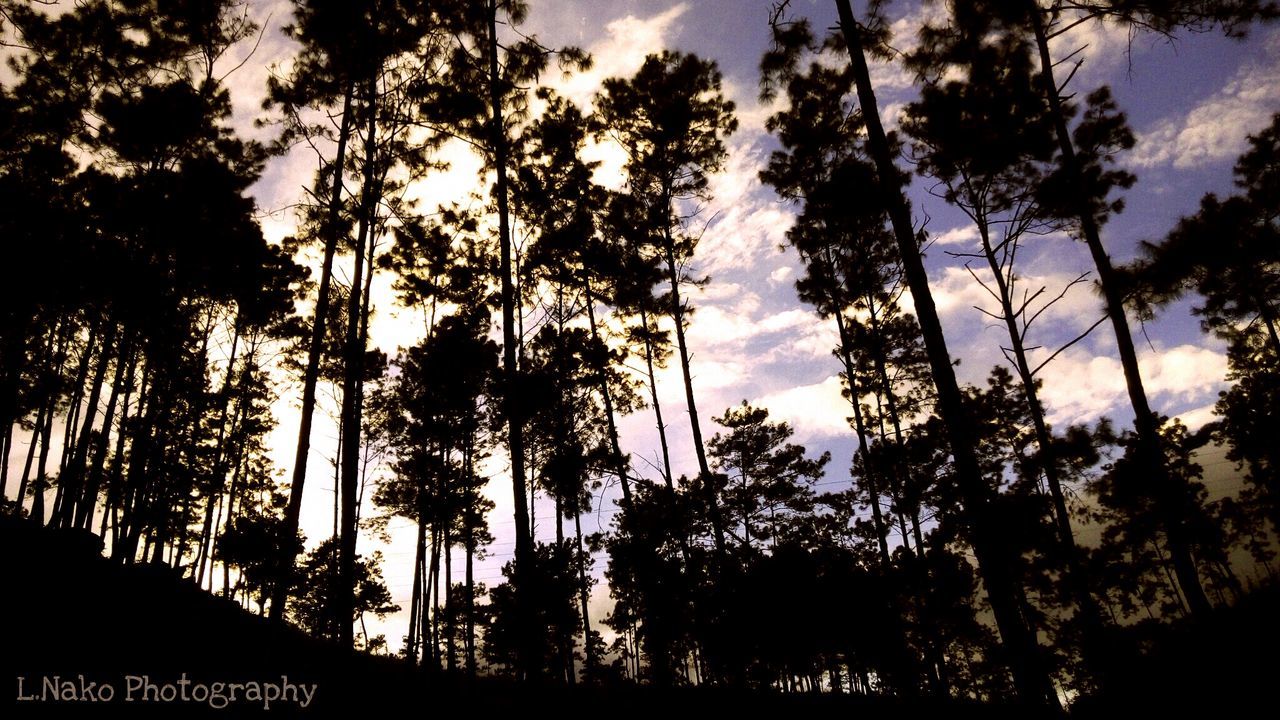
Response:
[231,0,1278,645]
[7,0,1274,648]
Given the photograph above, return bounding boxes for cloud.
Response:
[1046,14,1135,87]
[403,138,486,211]
[1038,343,1229,426]
[220,0,301,144]
[930,266,997,319]
[690,300,811,351]
[582,136,630,191]
[931,225,979,247]
[759,319,841,367]
[1176,402,1219,432]
[869,2,950,96]
[754,375,856,442]
[542,3,690,112]
[1130,29,1280,169]
[929,251,1107,338]
[697,140,795,276]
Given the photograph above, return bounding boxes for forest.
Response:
[1,0,1279,713]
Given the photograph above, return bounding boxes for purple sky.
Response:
[247,0,1280,646]
[7,0,1275,650]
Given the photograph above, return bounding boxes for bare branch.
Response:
[1031,314,1108,377]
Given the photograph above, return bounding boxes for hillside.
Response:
[0,516,1029,718]
[4,515,1277,717]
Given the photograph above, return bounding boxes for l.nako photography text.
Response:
[15,674,318,710]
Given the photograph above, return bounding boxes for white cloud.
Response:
[868,1,950,97]
[220,0,301,144]
[1131,29,1280,169]
[931,225,979,247]
[582,135,630,190]
[1046,14,1135,87]
[722,76,778,136]
[760,319,841,367]
[930,258,1106,339]
[403,138,486,211]
[542,3,690,112]
[689,358,751,391]
[696,281,762,314]
[1039,343,1229,426]
[1176,402,1219,432]
[698,140,794,275]
[930,265,997,319]
[691,303,814,351]
[754,375,856,442]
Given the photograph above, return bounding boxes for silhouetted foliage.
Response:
[2,1,1278,713]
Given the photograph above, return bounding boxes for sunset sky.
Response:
[13,0,1275,647]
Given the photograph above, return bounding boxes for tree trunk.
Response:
[464,432,478,677]
[194,318,243,584]
[662,240,725,555]
[488,0,536,680]
[828,288,892,565]
[101,352,139,545]
[574,508,596,682]
[13,323,64,518]
[640,307,675,488]
[861,293,922,558]
[428,522,442,668]
[31,381,58,526]
[78,334,132,531]
[55,321,114,528]
[273,80,356,622]
[445,511,455,673]
[55,319,100,504]
[1023,0,1210,617]
[973,212,1119,686]
[833,0,1055,705]
[0,422,11,503]
[408,500,427,663]
[336,73,382,651]
[584,278,631,502]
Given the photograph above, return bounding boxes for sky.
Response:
[6,0,1279,652]
[321,1,1270,648]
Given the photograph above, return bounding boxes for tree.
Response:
[1006,0,1280,616]
[515,92,639,508]
[594,50,738,554]
[708,402,830,553]
[1089,417,1242,616]
[289,537,400,648]
[432,0,587,676]
[375,310,499,670]
[265,0,365,622]
[901,1,1118,689]
[759,56,898,568]
[603,192,678,489]
[764,1,1058,705]
[1125,113,1280,531]
[484,541,583,677]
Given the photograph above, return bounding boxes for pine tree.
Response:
[594,50,738,554]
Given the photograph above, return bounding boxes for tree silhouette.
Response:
[594,50,738,554]
[1005,0,1280,616]
[1126,113,1280,536]
[764,0,1059,705]
[708,402,829,553]
[901,2,1120,690]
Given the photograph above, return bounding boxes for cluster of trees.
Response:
[0,0,302,607]
[1,0,1277,709]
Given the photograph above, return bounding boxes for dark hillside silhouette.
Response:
[2,515,1276,716]
[2,0,1279,714]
